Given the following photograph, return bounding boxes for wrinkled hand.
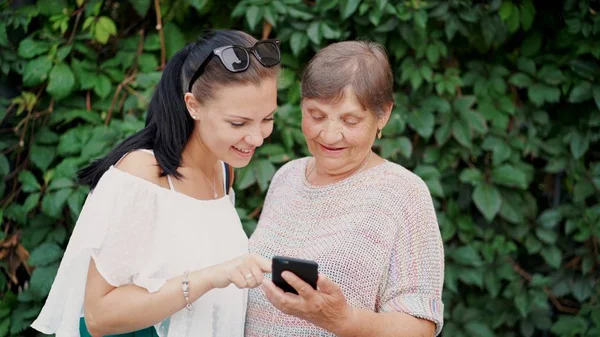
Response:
[262,271,353,332]
[209,253,272,289]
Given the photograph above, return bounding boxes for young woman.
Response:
[31,29,281,337]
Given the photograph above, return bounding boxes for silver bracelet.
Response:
[182,271,193,311]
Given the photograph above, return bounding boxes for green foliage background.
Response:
[0,0,599,336]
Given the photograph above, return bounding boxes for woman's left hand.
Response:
[261,271,353,332]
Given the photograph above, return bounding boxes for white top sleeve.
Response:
[31,168,168,336]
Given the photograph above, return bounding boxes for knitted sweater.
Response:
[245,157,445,336]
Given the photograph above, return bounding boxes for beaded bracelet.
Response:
[182,271,193,311]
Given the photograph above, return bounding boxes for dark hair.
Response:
[78,30,279,189]
[301,40,393,118]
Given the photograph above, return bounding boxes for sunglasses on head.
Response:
[187,39,281,93]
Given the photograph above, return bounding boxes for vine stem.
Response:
[154,0,166,69]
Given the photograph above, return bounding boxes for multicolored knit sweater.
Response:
[245,157,445,336]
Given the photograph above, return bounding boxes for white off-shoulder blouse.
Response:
[31,151,249,337]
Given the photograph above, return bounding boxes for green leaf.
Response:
[48,177,74,191]
[0,22,8,48]
[499,2,513,20]
[340,0,360,20]
[0,317,8,337]
[30,145,56,171]
[255,159,275,192]
[374,18,398,33]
[452,246,483,266]
[414,10,427,29]
[537,208,562,228]
[528,83,560,106]
[37,0,67,16]
[245,6,262,31]
[407,109,435,138]
[573,181,594,202]
[570,132,589,159]
[473,183,502,221]
[42,189,72,218]
[541,246,562,268]
[23,56,53,87]
[67,187,87,217]
[28,242,64,267]
[506,5,520,32]
[452,120,472,149]
[29,264,59,298]
[23,192,41,213]
[458,268,484,287]
[129,0,151,17]
[46,63,76,100]
[568,81,592,103]
[509,73,533,87]
[425,179,444,198]
[236,164,256,190]
[593,85,600,110]
[0,155,10,176]
[484,272,501,297]
[290,32,308,57]
[459,168,483,185]
[465,322,495,337]
[18,171,41,193]
[514,292,529,317]
[551,315,588,335]
[189,0,209,10]
[376,0,388,11]
[396,137,412,159]
[414,165,441,181]
[306,22,321,45]
[517,58,536,75]
[453,95,476,114]
[492,142,512,165]
[426,44,440,64]
[571,278,593,302]
[535,228,557,244]
[135,53,157,73]
[163,23,186,59]
[94,74,112,99]
[95,16,117,44]
[18,38,50,59]
[538,66,565,86]
[520,0,536,31]
[491,165,528,189]
[521,32,542,57]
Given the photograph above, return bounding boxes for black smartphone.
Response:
[272,256,319,295]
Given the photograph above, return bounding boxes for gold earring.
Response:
[377,129,382,139]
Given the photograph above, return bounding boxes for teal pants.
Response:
[79,317,159,337]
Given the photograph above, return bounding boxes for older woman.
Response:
[244,41,445,337]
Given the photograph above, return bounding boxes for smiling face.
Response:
[301,87,389,176]
[185,76,278,168]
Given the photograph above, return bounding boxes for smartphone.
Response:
[271,256,319,295]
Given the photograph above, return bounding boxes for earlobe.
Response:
[184,92,201,120]
[378,103,393,129]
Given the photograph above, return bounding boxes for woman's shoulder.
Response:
[379,161,428,188]
[372,161,435,209]
[113,150,164,186]
[91,150,171,199]
[271,157,309,180]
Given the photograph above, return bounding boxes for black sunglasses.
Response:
[187,39,281,93]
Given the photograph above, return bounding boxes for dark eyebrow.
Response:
[225,108,278,121]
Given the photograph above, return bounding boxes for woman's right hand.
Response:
[207,253,272,289]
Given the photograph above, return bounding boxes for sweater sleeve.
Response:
[377,175,445,336]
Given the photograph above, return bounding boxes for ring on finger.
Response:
[244,273,254,280]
